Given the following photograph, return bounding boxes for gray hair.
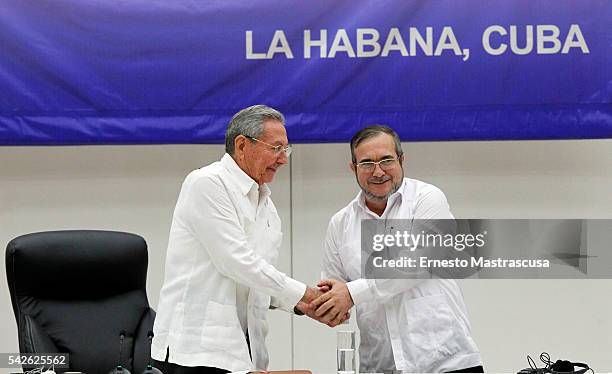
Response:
[350,125,403,163]
[225,105,285,155]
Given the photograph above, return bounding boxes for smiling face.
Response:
[235,119,289,185]
[351,133,404,211]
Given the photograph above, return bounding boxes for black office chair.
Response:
[6,230,156,374]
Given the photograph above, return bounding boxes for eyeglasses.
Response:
[355,157,399,172]
[245,135,292,157]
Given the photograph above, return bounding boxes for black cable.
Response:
[522,352,594,374]
[524,353,551,374]
[540,352,553,369]
[528,355,538,370]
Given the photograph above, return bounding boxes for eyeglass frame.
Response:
[244,135,292,157]
[354,156,400,172]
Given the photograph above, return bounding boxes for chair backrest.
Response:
[6,230,155,374]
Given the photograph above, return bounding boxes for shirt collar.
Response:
[220,153,271,198]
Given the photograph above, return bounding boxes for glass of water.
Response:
[337,330,356,374]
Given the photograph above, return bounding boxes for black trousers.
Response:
[447,365,485,373]
[151,360,229,374]
[152,349,230,374]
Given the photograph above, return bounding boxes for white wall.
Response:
[0,145,293,371]
[1,139,611,373]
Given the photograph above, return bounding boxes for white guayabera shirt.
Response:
[322,178,482,373]
[152,153,306,372]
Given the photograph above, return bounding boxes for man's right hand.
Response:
[296,286,349,327]
[311,279,354,327]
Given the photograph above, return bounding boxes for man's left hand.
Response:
[310,279,354,327]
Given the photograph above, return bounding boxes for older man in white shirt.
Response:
[312,125,483,373]
[152,105,323,374]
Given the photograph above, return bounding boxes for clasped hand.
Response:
[296,279,354,327]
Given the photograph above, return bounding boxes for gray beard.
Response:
[363,180,402,202]
[358,171,404,203]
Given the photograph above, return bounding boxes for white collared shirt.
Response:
[322,178,482,373]
[152,153,306,372]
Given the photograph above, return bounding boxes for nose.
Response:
[372,163,385,177]
[276,151,288,165]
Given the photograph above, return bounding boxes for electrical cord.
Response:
[519,352,594,374]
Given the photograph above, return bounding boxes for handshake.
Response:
[295,279,354,327]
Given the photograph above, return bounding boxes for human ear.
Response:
[234,135,248,158]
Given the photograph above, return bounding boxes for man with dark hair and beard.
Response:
[311,125,484,373]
